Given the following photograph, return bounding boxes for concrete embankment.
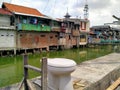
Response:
[72,53,120,90]
[1,53,120,90]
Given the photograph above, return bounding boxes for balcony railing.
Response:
[0,25,15,30]
[41,25,51,31]
[17,23,51,31]
[65,28,71,33]
[51,27,61,32]
[17,23,41,31]
[72,30,80,36]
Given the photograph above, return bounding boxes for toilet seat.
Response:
[48,58,76,68]
[47,58,76,90]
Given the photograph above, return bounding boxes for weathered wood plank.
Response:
[18,77,25,90]
[106,77,120,90]
[24,65,42,73]
[23,54,29,90]
[33,79,42,87]
[41,57,47,90]
[27,80,36,90]
[23,54,47,90]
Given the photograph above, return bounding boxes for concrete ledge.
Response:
[72,53,120,90]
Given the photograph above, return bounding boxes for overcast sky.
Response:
[0,0,120,26]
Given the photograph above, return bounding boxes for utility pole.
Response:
[84,0,89,20]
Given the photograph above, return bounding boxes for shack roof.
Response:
[2,2,44,17]
[92,25,110,30]
[0,8,12,15]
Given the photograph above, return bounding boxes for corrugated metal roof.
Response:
[92,25,110,29]
[2,2,44,17]
[0,8,12,15]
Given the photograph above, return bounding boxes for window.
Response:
[23,16,27,24]
[41,35,45,37]
[55,35,58,37]
[50,36,53,39]
[69,35,71,39]
[80,35,86,38]
[30,18,38,24]
[20,34,22,37]
[10,16,15,26]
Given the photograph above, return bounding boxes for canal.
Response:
[0,45,117,87]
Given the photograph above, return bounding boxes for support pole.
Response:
[41,57,47,90]
[23,54,29,90]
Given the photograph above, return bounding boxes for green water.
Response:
[0,45,114,87]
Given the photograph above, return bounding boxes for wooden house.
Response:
[2,2,60,52]
[79,19,90,45]
[0,2,90,55]
[90,25,120,44]
[68,18,80,48]
[59,11,90,48]
[0,8,16,55]
[60,17,88,48]
[49,19,61,50]
[58,13,76,49]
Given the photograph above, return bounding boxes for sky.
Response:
[0,0,120,26]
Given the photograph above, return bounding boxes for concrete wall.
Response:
[84,66,120,90]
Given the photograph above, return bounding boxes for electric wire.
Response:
[50,0,56,16]
[43,0,49,13]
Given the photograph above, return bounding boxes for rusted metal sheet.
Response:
[72,37,77,46]
[49,32,59,46]
[51,27,61,32]
[72,30,80,36]
[17,31,48,49]
[17,31,59,49]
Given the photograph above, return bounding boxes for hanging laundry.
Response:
[33,18,37,24]
[30,18,38,24]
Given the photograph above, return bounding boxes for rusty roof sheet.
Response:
[0,8,12,15]
[3,2,44,17]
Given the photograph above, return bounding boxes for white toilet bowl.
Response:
[47,58,76,90]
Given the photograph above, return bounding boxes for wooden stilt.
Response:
[0,52,2,56]
[14,49,16,55]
